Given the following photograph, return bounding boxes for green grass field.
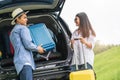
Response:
[94,46,120,80]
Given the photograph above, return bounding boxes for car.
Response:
[0,0,73,80]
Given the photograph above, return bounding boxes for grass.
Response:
[94,46,120,80]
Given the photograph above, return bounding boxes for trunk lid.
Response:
[0,0,65,16]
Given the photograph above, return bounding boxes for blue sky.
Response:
[61,0,120,45]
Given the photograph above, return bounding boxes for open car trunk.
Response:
[0,14,70,79]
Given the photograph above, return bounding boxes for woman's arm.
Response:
[70,39,74,49]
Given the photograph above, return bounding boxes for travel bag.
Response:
[28,23,56,60]
[2,31,14,57]
[69,43,95,80]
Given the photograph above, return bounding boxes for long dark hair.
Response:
[76,12,96,38]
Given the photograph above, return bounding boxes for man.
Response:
[10,8,44,80]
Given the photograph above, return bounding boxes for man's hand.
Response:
[37,46,45,54]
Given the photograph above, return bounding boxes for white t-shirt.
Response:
[71,29,95,67]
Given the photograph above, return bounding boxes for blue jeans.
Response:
[18,65,33,80]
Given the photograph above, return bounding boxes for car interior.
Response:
[0,14,68,69]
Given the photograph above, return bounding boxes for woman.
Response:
[71,12,96,70]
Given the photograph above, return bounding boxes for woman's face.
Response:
[16,13,28,26]
[74,16,80,26]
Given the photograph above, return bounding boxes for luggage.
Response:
[28,23,55,52]
[8,31,14,55]
[69,44,95,80]
[2,31,14,57]
[70,69,95,80]
[28,23,56,60]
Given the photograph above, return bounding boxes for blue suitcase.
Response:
[28,23,55,52]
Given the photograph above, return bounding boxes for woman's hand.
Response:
[71,40,74,44]
[80,37,92,48]
[79,37,87,44]
[70,40,74,49]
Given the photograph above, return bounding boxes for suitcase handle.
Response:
[82,44,87,69]
[73,42,87,70]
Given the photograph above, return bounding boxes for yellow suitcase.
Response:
[69,69,95,80]
[69,43,95,80]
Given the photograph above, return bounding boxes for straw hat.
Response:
[11,8,29,25]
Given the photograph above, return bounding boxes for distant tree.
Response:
[93,40,115,54]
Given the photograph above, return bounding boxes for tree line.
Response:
[93,40,120,55]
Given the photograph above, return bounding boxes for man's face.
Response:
[16,13,28,26]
